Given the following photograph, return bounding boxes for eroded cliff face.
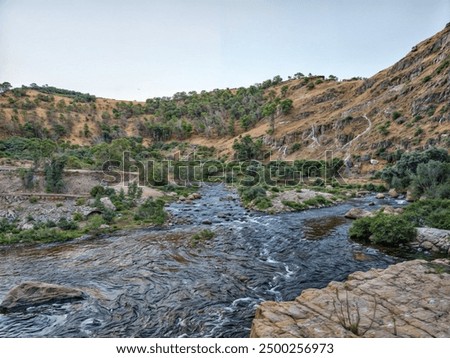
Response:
[250,259,450,338]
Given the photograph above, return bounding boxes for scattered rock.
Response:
[376,193,385,199]
[370,159,379,165]
[20,222,35,230]
[179,196,186,201]
[0,282,86,313]
[100,197,116,211]
[368,202,375,206]
[202,219,212,225]
[344,208,373,219]
[99,224,110,229]
[406,191,415,202]
[250,259,450,338]
[388,189,399,198]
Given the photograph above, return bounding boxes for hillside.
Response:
[0,23,449,168]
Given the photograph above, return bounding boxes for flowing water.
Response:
[0,184,399,337]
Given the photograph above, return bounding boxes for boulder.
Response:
[376,193,385,199]
[380,205,404,215]
[0,282,86,313]
[414,228,450,254]
[406,191,415,202]
[344,208,373,219]
[100,197,116,211]
[388,188,399,198]
[250,259,450,338]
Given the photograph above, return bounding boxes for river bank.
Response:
[250,258,450,338]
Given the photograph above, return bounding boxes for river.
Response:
[0,184,399,337]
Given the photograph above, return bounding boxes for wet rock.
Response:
[202,220,212,225]
[185,199,193,204]
[0,282,86,313]
[100,197,116,211]
[344,208,373,219]
[356,191,370,197]
[179,196,186,201]
[376,193,385,199]
[368,202,375,206]
[250,259,450,338]
[388,189,399,198]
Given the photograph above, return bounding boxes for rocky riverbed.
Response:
[0,184,399,337]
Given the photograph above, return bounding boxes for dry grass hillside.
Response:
[1,23,449,166]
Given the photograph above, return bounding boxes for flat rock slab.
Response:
[250,259,450,338]
[0,281,86,313]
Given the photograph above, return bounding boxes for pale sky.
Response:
[1,0,449,101]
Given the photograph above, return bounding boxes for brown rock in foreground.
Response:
[0,282,86,313]
[250,259,450,338]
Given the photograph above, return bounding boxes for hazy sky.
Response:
[1,0,449,101]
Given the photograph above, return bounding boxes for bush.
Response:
[254,196,272,210]
[403,199,450,230]
[57,218,79,231]
[349,213,416,247]
[134,198,167,224]
[349,216,373,243]
[239,186,266,203]
[369,214,416,246]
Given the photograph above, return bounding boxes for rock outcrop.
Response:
[344,208,373,219]
[0,282,86,313]
[412,228,450,255]
[250,259,450,338]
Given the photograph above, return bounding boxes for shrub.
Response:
[282,200,307,211]
[369,214,416,246]
[349,213,416,247]
[392,111,402,120]
[239,186,266,203]
[254,196,272,210]
[134,198,167,224]
[349,216,373,243]
[303,195,331,207]
[57,218,79,231]
[403,199,450,230]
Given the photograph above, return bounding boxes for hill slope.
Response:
[1,23,449,165]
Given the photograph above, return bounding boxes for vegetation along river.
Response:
[0,184,400,337]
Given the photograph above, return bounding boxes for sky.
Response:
[0,0,449,101]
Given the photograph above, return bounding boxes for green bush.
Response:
[282,200,307,211]
[254,196,272,210]
[239,186,266,203]
[403,199,450,230]
[134,198,167,225]
[57,218,79,231]
[349,216,373,243]
[349,213,416,247]
[303,195,331,207]
[369,214,416,246]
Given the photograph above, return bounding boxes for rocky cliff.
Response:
[250,259,450,338]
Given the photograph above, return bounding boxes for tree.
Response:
[0,82,12,94]
[279,99,293,115]
[45,156,67,193]
[262,102,277,134]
